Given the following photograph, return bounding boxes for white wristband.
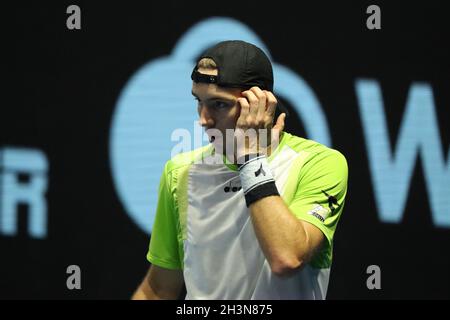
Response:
[238,155,275,195]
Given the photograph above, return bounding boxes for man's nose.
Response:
[198,105,215,128]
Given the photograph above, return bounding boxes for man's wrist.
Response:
[238,154,279,207]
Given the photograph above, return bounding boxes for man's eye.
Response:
[212,101,228,109]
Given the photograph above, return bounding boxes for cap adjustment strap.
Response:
[191,70,218,84]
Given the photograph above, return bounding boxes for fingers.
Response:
[250,87,267,121]
[273,113,286,132]
[264,90,277,118]
[241,89,260,119]
[268,113,285,151]
[239,87,281,132]
[237,98,250,119]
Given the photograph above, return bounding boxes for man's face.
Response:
[191,67,242,153]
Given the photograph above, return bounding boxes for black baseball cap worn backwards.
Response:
[191,40,289,117]
[191,40,274,91]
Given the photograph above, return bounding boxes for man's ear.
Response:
[273,105,282,126]
[274,98,290,119]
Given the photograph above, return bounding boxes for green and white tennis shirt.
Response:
[147,132,348,299]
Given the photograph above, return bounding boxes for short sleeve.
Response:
[146,162,182,270]
[288,150,348,268]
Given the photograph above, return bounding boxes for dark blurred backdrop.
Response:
[1,0,449,299]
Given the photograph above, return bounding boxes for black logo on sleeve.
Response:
[254,164,266,177]
[321,190,338,211]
